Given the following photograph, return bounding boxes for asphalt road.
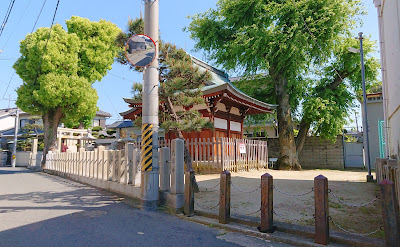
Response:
[127,48,155,66]
[0,168,291,247]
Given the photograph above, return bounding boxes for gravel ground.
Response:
[195,169,384,239]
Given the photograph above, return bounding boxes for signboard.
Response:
[239,143,246,154]
[125,34,156,67]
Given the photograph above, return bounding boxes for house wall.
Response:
[244,125,278,138]
[268,136,344,169]
[366,97,384,166]
[375,0,400,158]
[92,117,107,129]
[0,116,14,132]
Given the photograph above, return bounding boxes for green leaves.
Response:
[14,16,120,126]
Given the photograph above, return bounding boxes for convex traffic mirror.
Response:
[125,34,156,67]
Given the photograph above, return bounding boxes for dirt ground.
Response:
[195,169,384,239]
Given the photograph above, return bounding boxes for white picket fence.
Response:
[45,137,269,177]
[45,146,141,186]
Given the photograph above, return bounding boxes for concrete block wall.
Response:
[268,136,344,169]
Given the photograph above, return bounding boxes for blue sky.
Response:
[0,0,379,127]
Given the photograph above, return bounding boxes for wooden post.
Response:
[380,179,400,246]
[219,170,231,224]
[259,173,274,232]
[234,139,238,172]
[184,169,195,216]
[314,175,329,245]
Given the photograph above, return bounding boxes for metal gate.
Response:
[344,141,364,168]
[378,119,386,158]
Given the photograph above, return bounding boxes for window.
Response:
[20,119,33,128]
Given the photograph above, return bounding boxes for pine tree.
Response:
[117,19,212,189]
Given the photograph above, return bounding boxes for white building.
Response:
[374,0,400,158]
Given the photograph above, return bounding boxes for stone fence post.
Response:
[167,139,184,212]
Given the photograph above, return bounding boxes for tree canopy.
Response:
[187,0,370,169]
[13,16,121,167]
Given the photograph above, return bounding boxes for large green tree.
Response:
[187,0,364,169]
[296,36,379,154]
[14,16,121,168]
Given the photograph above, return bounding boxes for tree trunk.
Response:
[296,118,311,155]
[41,108,63,169]
[274,74,301,170]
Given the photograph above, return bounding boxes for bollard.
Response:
[219,170,231,224]
[379,179,400,246]
[259,173,274,232]
[314,175,329,245]
[184,169,195,216]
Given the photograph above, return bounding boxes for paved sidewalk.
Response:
[0,168,291,247]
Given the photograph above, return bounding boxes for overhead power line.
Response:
[1,0,33,50]
[0,0,17,40]
[1,0,49,98]
[33,0,60,83]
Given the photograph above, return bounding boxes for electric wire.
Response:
[98,83,122,121]
[33,0,61,84]
[1,0,33,50]
[1,0,48,98]
[0,0,17,39]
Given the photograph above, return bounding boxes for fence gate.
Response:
[344,141,364,168]
[378,119,387,158]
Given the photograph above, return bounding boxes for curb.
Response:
[191,209,385,247]
[176,213,332,247]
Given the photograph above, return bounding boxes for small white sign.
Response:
[239,143,246,154]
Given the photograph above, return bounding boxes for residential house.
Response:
[0,108,112,151]
[374,0,400,158]
[365,92,384,168]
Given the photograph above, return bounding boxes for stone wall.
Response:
[268,136,344,169]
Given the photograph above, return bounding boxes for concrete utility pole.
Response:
[11,108,19,167]
[141,0,159,209]
[358,32,373,182]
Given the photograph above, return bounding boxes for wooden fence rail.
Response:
[187,137,268,173]
[135,137,268,173]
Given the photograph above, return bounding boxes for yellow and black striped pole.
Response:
[141,124,153,171]
[140,0,159,210]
